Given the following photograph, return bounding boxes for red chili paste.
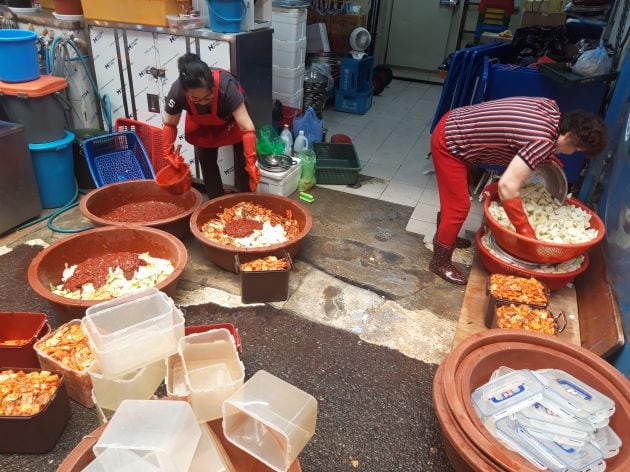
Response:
[102,201,183,223]
[63,252,147,292]
[224,219,263,238]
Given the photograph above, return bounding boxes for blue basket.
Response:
[334,89,373,115]
[82,132,155,188]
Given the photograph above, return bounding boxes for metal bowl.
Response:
[526,160,568,202]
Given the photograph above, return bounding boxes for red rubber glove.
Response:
[242,130,260,192]
[502,196,537,239]
[163,123,178,159]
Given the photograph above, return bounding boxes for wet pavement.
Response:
[0,187,469,471]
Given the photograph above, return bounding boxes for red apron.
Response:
[184,69,244,148]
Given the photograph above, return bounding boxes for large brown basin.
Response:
[189,193,312,272]
[79,180,203,239]
[27,226,188,323]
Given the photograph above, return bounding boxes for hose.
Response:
[17,182,93,234]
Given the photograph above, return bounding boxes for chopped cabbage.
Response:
[489,184,598,244]
[51,253,174,301]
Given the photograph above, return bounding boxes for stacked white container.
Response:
[272,7,308,111]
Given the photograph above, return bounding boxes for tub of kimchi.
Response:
[34,320,95,408]
[236,251,292,304]
[486,274,550,328]
[0,368,70,453]
[488,302,567,336]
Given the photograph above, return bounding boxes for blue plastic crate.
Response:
[82,132,155,187]
[334,89,373,115]
[338,56,374,95]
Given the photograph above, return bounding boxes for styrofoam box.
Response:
[272,7,307,42]
[272,88,304,109]
[93,400,201,472]
[89,359,167,411]
[273,37,307,69]
[257,158,302,197]
[273,64,305,96]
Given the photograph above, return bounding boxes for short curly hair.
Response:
[559,110,607,157]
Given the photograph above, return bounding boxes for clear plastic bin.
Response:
[515,402,595,445]
[83,288,185,378]
[166,353,190,399]
[533,432,606,472]
[166,15,208,31]
[179,329,245,423]
[89,359,166,411]
[222,370,317,472]
[495,417,560,470]
[189,423,236,472]
[83,447,161,471]
[592,426,622,459]
[93,400,201,472]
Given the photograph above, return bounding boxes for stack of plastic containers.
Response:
[82,288,184,414]
[0,33,76,209]
[472,367,621,471]
[272,7,307,122]
[334,55,374,115]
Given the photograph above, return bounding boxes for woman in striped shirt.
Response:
[429,97,607,285]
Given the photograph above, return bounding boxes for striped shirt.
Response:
[444,97,561,169]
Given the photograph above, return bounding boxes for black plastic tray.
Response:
[538,63,618,86]
[236,250,292,304]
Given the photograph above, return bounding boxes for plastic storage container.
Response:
[257,157,302,197]
[83,288,185,378]
[89,360,166,411]
[34,319,95,408]
[166,14,208,31]
[273,37,307,69]
[334,89,373,115]
[272,64,305,96]
[0,29,39,83]
[223,370,317,472]
[494,417,559,470]
[81,0,181,26]
[272,88,304,109]
[272,8,307,41]
[338,56,374,95]
[313,142,361,185]
[29,131,76,209]
[593,426,622,459]
[0,368,71,453]
[178,329,245,422]
[0,312,49,369]
[93,400,201,471]
[236,252,292,303]
[189,423,236,472]
[0,75,68,144]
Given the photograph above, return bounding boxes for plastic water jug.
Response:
[293,130,308,153]
[280,125,293,156]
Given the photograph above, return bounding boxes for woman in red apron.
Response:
[161,53,260,198]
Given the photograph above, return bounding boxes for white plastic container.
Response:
[533,433,606,472]
[272,88,304,109]
[272,8,307,42]
[167,15,208,31]
[592,426,622,459]
[178,329,245,423]
[280,124,293,155]
[83,288,185,378]
[89,359,166,411]
[273,37,307,69]
[189,424,236,472]
[93,400,201,472]
[272,64,305,96]
[222,370,318,472]
[257,158,302,197]
[293,131,308,153]
[495,417,560,470]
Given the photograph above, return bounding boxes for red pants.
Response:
[431,113,471,246]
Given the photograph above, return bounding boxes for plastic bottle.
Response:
[280,124,293,156]
[293,130,309,153]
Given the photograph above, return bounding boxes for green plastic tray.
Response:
[313,142,361,185]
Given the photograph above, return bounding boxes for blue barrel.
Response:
[207,0,246,33]
[29,131,76,208]
[0,30,40,83]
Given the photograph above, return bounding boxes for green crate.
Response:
[313,142,361,185]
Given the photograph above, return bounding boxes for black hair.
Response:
[177,53,213,92]
[559,110,607,157]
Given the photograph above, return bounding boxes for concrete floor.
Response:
[0,186,473,471]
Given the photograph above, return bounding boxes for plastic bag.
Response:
[297,150,316,192]
[256,125,285,156]
[307,63,334,90]
[573,40,612,77]
[293,106,324,147]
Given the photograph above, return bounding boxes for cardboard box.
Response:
[329,13,367,36]
[520,12,566,28]
[524,0,566,14]
[328,33,352,56]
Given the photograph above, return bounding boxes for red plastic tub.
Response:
[0,312,50,368]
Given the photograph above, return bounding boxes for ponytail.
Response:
[178,53,213,91]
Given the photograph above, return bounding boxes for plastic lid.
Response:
[0,75,67,97]
[517,403,595,441]
[494,417,560,470]
[592,426,622,459]
[471,369,545,421]
[533,434,605,471]
[538,369,615,420]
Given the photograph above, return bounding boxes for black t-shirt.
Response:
[164,69,244,120]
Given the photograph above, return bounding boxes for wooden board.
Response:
[454,252,580,348]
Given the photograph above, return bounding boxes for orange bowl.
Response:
[28,226,187,323]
